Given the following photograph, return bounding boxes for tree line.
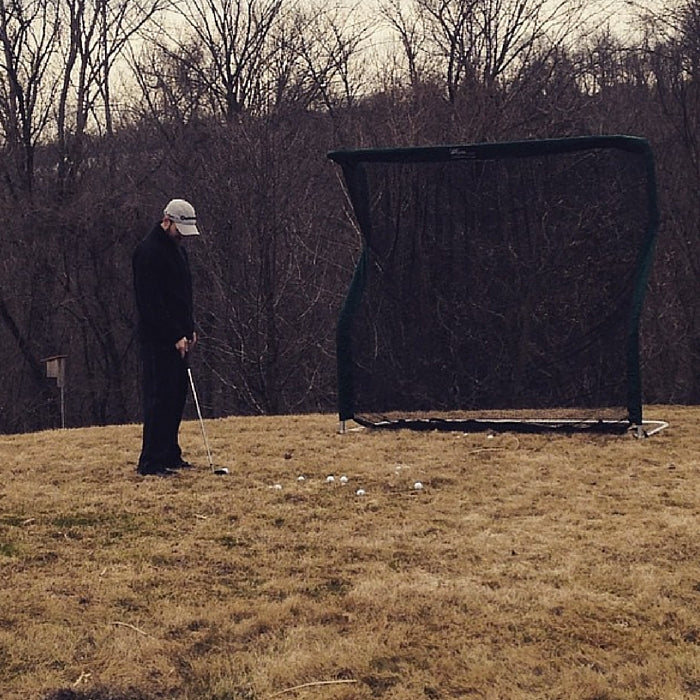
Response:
[0,0,698,433]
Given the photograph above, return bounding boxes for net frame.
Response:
[328,135,661,435]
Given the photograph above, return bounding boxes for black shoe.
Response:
[137,466,178,477]
[171,459,195,470]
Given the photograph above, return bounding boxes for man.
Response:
[132,198,200,476]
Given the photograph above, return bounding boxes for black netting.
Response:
[330,138,658,431]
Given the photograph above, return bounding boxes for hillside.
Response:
[1,407,698,699]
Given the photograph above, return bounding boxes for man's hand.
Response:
[176,333,197,358]
[176,336,189,358]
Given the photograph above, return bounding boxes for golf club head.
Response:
[213,467,229,476]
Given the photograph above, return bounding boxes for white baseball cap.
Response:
[164,198,200,236]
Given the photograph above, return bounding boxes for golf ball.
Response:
[413,481,424,490]
[297,475,305,482]
[340,475,349,484]
[326,475,335,483]
[356,489,366,496]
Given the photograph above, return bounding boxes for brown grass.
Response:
[0,406,698,700]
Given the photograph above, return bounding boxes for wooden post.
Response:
[43,355,67,429]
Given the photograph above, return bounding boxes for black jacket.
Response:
[133,223,195,345]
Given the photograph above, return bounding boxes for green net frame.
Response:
[328,136,660,435]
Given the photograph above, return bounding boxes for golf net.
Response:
[328,136,659,434]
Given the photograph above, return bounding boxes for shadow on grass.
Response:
[44,688,157,700]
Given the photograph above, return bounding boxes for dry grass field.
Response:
[1,406,698,700]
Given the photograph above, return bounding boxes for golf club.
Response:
[186,358,228,475]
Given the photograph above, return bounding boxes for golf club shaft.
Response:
[187,365,214,470]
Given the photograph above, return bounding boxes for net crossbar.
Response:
[328,136,660,435]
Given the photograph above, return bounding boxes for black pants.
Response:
[138,342,187,471]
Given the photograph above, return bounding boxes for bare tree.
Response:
[642,0,700,399]
[54,0,170,192]
[382,0,587,103]
[164,0,285,120]
[286,2,371,115]
[0,0,60,195]
[165,114,347,416]
[380,0,430,90]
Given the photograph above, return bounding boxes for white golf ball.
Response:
[340,475,349,484]
[413,481,424,490]
[326,475,335,483]
[355,489,366,496]
[297,475,305,482]
[273,483,282,490]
